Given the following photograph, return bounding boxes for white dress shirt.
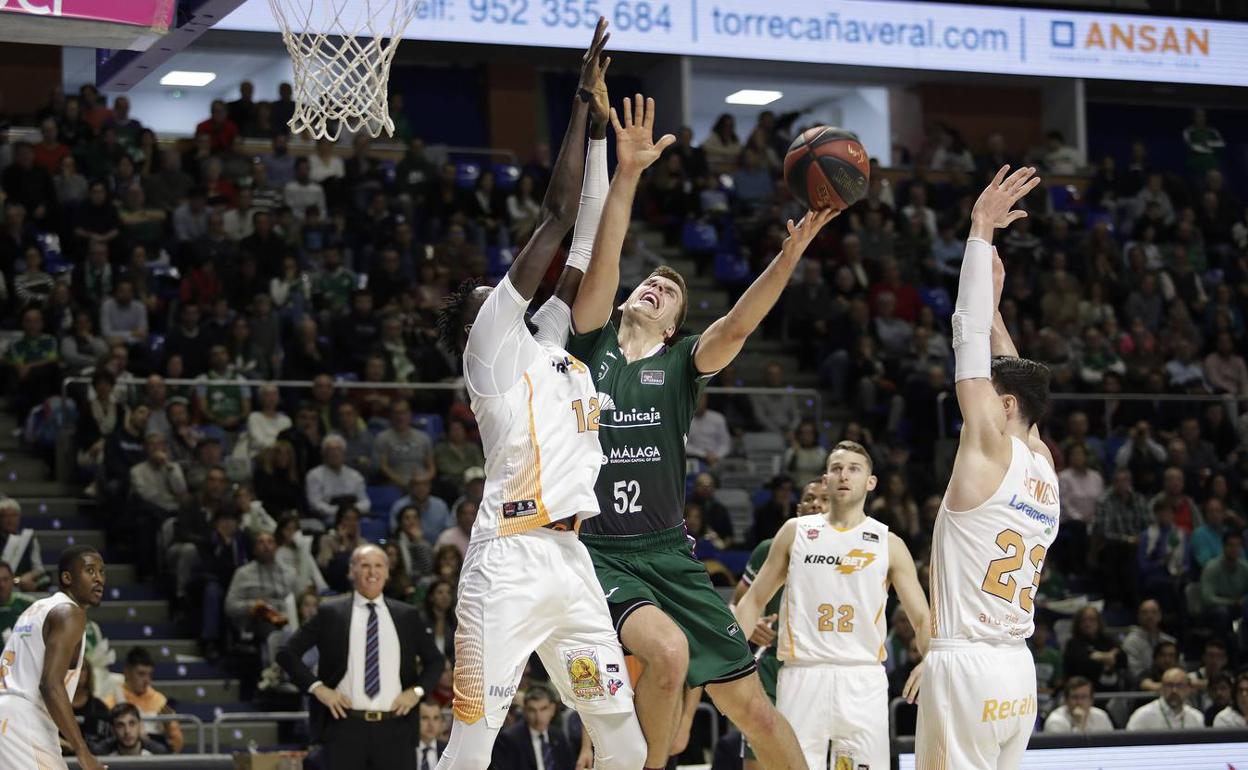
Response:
[1125,698,1206,731]
[338,592,401,710]
[416,739,442,769]
[1043,704,1115,733]
[529,728,554,770]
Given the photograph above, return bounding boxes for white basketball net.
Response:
[267,0,416,140]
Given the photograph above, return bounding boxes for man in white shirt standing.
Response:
[306,434,371,524]
[687,393,732,468]
[284,157,327,222]
[1125,668,1206,731]
[1043,677,1114,733]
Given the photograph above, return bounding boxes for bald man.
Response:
[1125,667,1206,731]
[278,545,445,769]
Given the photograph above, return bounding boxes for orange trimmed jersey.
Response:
[0,592,85,711]
[464,279,602,540]
[779,514,890,667]
[930,436,1060,643]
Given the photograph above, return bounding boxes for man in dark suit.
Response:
[416,700,448,770]
[278,544,445,769]
[490,684,574,770]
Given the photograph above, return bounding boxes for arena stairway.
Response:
[1,408,283,753]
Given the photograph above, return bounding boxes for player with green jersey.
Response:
[566,93,837,770]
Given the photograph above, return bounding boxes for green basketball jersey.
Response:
[567,322,712,537]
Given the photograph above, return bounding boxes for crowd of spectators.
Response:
[2,79,1248,755]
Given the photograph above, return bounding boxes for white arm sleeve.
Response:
[463,275,542,398]
[564,138,609,273]
[531,296,573,349]
[951,236,994,382]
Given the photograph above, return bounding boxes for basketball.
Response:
[783,127,871,212]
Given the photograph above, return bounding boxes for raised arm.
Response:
[990,245,1049,457]
[694,209,837,374]
[533,71,612,347]
[41,603,103,769]
[572,94,674,334]
[732,519,797,636]
[506,19,608,301]
[951,166,1040,459]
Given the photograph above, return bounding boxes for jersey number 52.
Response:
[980,529,1046,613]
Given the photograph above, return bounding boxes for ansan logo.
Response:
[1051,19,1210,56]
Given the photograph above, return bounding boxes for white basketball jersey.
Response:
[779,514,891,666]
[0,592,86,710]
[470,342,602,540]
[931,436,1060,643]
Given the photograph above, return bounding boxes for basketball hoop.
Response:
[267,0,417,140]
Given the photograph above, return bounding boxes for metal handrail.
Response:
[143,712,207,755]
[890,690,1170,741]
[211,711,309,754]
[936,390,1248,440]
[59,376,822,426]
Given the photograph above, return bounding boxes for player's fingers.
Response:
[633,92,644,127]
[786,219,797,235]
[621,98,633,128]
[1003,209,1029,225]
[609,107,622,133]
[654,134,676,154]
[991,164,1009,187]
[590,16,606,49]
[1013,175,1043,200]
[1002,165,1033,190]
[643,97,656,130]
[599,55,612,78]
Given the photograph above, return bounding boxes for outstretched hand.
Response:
[578,18,611,96]
[971,165,1041,238]
[780,208,839,259]
[611,93,676,175]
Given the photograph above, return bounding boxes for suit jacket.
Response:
[415,739,449,769]
[490,721,574,770]
[277,594,445,741]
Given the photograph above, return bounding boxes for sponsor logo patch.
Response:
[488,684,517,698]
[806,527,821,540]
[640,370,665,385]
[502,500,538,518]
[607,678,624,696]
[862,531,880,543]
[727,623,741,637]
[606,663,619,673]
[564,648,605,702]
[803,549,877,574]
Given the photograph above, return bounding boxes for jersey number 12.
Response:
[572,397,601,433]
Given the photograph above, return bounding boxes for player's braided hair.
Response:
[436,278,484,354]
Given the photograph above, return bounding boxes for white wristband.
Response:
[952,237,994,382]
[565,138,608,274]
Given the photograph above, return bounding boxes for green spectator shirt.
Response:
[0,592,35,640]
[6,334,58,365]
[567,323,712,537]
[196,370,250,422]
[315,267,356,314]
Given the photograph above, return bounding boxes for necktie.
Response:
[541,732,555,770]
[420,746,432,770]
[365,602,380,698]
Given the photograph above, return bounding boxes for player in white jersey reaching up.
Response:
[0,545,107,770]
[734,442,930,770]
[916,165,1057,770]
[432,20,646,770]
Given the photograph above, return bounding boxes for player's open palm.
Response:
[611,93,675,175]
[780,207,839,259]
[972,165,1041,230]
[578,17,610,94]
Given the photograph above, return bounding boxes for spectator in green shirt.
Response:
[1200,530,1248,635]
[1183,108,1225,176]
[6,306,61,412]
[0,561,35,643]
[1191,498,1229,570]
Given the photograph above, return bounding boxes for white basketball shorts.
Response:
[776,663,889,770]
[915,639,1037,770]
[451,527,634,727]
[0,694,68,770]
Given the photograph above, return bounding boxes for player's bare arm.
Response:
[990,247,1053,466]
[733,519,798,636]
[886,532,930,703]
[693,207,837,374]
[571,93,675,334]
[732,571,778,647]
[41,603,105,770]
[506,17,607,302]
[946,165,1041,510]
